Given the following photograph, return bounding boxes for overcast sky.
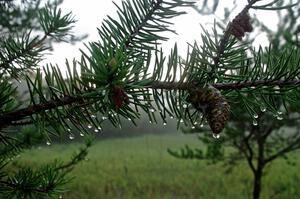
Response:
[44,0,280,69]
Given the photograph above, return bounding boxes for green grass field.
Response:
[14,134,300,199]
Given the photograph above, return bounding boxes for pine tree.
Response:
[0,0,299,198]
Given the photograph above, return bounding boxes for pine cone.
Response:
[229,11,253,40]
[111,85,129,109]
[188,85,230,134]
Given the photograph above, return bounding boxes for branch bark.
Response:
[0,95,81,129]
[243,132,256,174]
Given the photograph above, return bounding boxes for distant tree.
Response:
[169,102,300,199]
[1,0,300,198]
[168,3,300,199]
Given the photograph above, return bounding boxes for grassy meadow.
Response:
[12,134,300,199]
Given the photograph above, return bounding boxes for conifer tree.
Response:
[0,0,299,198]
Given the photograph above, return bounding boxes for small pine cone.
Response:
[229,11,253,40]
[111,85,129,109]
[188,85,230,134]
[206,100,230,134]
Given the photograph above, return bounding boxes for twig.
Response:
[265,135,300,163]
[0,34,47,71]
[124,0,163,48]
[208,0,261,80]
[0,96,81,129]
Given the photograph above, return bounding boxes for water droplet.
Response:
[253,119,258,126]
[67,128,71,132]
[200,124,204,127]
[59,195,63,199]
[94,126,102,133]
[277,111,283,115]
[260,107,266,112]
[163,122,167,126]
[80,132,84,137]
[69,134,75,140]
[183,104,188,108]
[170,116,174,119]
[91,115,96,118]
[212,133,220,139]
[276,115,283,120]
[179,119,184,123]
[87,124,92,129]
[207,66,212,72]
[150,108,155,112]
[191,126,195,129]
[102,116,107,120]
[46,141,51,146]
[149,121,152,124]
[127,118,132,121]
[253,113,258,119]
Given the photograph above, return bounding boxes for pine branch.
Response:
[0,95,82,129]
[54,140,91,172]
[1,0,298,135]
[1,78,300,129]
[208,0,260,80]
[123,0,163,48]
[0,180,56,194]
[0,3,75,77]
[0,34,47,76]
[0,140,91,197]
[96,0,193,59]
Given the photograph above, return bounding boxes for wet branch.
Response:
[0,96,81,129]
[1,78,300,129]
